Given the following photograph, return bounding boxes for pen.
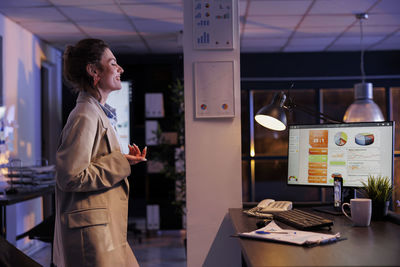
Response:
[255,230,288,234]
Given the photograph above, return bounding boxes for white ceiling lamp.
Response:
[343,13,384,123]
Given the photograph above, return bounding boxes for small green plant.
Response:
[359,175,393,203]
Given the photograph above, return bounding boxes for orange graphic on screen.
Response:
[308,169,327,176]
[309,130,328,148]
[309,148,328,155]
[308,130,328,183]
[308,176,327,183]
[309,162,327,169]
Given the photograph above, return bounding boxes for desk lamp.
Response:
[254,92,344,214]
[254,91,287,131]
[255,91,341,131]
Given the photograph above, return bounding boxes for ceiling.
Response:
[0,0,399,54]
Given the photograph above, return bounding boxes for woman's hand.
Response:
[125,144,147,165]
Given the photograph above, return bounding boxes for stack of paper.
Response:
[6,165,55,186]
[239,221,340,246]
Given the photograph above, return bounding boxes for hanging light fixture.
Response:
[343,13,384,122]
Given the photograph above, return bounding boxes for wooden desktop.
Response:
[230,206,400,267]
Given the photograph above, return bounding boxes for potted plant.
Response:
[359,175,393,220]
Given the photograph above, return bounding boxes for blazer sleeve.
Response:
[56,111,131,192]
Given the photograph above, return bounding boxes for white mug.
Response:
[342,198,372,227]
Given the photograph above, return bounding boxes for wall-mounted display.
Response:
[193,0,234,50]
[107,81,131,154]
[194,61,235,118]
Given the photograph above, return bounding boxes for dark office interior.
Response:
[0,0,399,266]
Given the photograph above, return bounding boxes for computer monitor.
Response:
[287,122,394,188]
[107,81,131,154]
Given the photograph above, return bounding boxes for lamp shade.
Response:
[255,92,287,131]
[343,83,384,122]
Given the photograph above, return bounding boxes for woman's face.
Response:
[96,48,124,93]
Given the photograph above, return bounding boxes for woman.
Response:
[53,39,146,267]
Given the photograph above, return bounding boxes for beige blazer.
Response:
[53,92,139,267]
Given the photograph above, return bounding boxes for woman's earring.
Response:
[94,75,100,87]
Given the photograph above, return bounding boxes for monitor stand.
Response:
[313,206,343,216]
[313,188,357,216]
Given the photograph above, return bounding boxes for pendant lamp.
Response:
[343,13,384,123]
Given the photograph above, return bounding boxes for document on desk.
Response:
[239,221,340,246]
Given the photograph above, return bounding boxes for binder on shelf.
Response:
[145,93,164,118]
[145,120,159,146]
[146,204,160,230]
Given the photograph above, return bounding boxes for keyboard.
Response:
[273,209,333,230]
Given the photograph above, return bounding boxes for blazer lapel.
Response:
[77,92,122,153]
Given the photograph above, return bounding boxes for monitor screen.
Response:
[107,81,131,154]
[287,122,394,188]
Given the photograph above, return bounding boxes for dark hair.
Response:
[63,38,109,100]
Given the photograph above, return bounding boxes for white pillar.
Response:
[183,1,242,266]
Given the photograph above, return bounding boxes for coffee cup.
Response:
[342,198,372,227]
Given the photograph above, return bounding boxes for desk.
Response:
[230,207,400,267]
[0,186,54,238]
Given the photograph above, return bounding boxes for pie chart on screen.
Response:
[334,132,347,146]
[355,133,374,146]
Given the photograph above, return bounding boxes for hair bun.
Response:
[63,45,75,59]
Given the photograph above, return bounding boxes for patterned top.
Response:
[99,101,124,152]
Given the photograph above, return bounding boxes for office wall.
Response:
[0,13,62,252]
[183,1,242,266]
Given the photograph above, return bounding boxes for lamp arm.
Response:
[286,102,342,124]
